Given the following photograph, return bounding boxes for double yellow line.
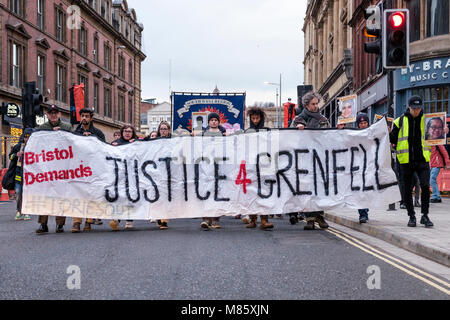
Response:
[322,225,450,296]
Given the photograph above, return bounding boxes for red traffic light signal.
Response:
[390,12,405,28]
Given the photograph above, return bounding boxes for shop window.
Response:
[426,0,449,38]
[407,0,421,42]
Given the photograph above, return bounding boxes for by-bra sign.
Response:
[395,57,450,91]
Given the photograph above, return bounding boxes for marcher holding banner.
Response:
[35,105,72,234]
[71,108,106,233]
[430,145,450,203]
[390,95,449,228]
[243,107,274,230]
[355,114,371,224]
[155,121,172,230]
[109,125,138,231]
[292,91,330,230]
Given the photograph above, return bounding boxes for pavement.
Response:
[326,197,450,267]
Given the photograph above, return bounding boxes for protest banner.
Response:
[22,120,400,220]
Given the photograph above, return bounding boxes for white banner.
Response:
[22,120,401,220]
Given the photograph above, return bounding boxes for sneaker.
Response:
[359,216,368,224]
[200,221,210,231]
[159,221,168,230]
[420,215,434,228]
[407,216,417,227]
[24,215,31,221]
[71,222,81,233]
[56,224,65,233]
[15,212,24,221]
[400,203,407,209]
[124,221,133,230]
[109,220,120,231]
[36,224,49,234]
[430,198,442,203]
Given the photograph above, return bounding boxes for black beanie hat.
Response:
[208,112,220,123]
[356,113,370,126]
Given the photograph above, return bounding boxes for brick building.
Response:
[0,0,146,157]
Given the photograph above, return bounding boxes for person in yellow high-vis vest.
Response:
[389,95,449,228]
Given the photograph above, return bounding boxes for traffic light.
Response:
[383,9,409,69]
[22,81,43,128]
[364,5,383,74]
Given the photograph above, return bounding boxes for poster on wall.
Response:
[172,92,245,132]
[337,94,357,125]
[424,112,447,146]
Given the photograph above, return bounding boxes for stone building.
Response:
[0,0,146,159]
[302,0,354,127]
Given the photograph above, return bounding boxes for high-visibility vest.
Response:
[394,115,431,164]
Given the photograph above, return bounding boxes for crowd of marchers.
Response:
[8,92,449,234]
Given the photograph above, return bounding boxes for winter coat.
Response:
[75,122,106,142]
[291,109,330,129]
[430,145,450,168]
[38,119,72,132]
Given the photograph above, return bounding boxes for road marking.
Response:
[328,226,450,289]
[322,225,450,296]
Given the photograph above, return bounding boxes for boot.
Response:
[71,222,81,233]
[246,215,257,228]
[289,213,298,225]
[304,220,315,230]
[315,215,329,229]
[109,220,120,231]
[407,216,417,227]
[36,223,49,234]
[420,215,434,228]
[260,215,274,230]
[83,221,92,232]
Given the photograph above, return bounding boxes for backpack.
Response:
[1,157,18,191]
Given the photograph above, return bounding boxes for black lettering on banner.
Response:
[124,159,140,203]
[214,157,230,202]
[256,152,275,199]
[332,149,349,195]
[183,158,188,202]
[195,157,211,200]
[294,149,312,196]
[374,138,398,189]
[350,147,361,191]
[313,149,330,196]
[105,157,122,202]
[159,157,176,202]
[359,144,375,191]
[141,160,160,203]
[275,151,296,198]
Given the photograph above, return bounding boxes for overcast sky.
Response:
[128,0,307,106]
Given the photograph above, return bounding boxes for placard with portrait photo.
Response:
[337,94,357,125]
[424,112,447,146]
[192,112,208,132]
[374,114,394,130]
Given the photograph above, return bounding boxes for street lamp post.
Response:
[264,73,282,128]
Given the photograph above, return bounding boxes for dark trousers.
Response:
[38,215,66,225]
[396,160,420,204]
[399,162,430,217]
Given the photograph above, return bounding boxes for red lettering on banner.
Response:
[25,146,74,165]
[235,160,252,194]
[24,164,93,186]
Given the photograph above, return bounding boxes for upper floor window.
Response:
[79,26,88,56]
[93,37,99,63]
[55,7,66,43]
[427,0,449,38]
[37,0,45,30]
[10,0,25,17]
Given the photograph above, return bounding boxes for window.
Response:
[55,64,66,102]
[37,55,45,95]
[152,116,156,122]
[78,74,89,108]
[10,0,25,17]
[104,87,112,118]
[159,116,164,122]
[8,40,26,89]
[426,0,449,38]
[93,37,99,63]
[118,94,125,122]
[166,116,171,122]
[118,55,125,78]
[128,60,133,83]
[104,43,111,70]
[128,97,133,124]
[37,0,45,30]
[411,86,450,114]
[79,26,88,56]
[407,0,421,42]
[141,113,147,125]
[11,43,20,88]
[55,7,66,43]
[93,82,99,113]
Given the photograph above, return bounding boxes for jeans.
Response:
[15,182,22,213]
[399,162,430,217]
[430,167,441,200]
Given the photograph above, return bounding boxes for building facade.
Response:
[142,101,171,136]
[0,0,146,159]
[302,0,354,127]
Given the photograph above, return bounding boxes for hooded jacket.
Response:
[245,107,270,132]
[75,122,106,142]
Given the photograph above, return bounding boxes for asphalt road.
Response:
[0,201,448,300]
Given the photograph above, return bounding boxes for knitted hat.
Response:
[208,112,220,123]
[356,113,370,126]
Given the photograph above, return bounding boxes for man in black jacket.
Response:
[74,108,106,142]
[72,108,106,232]
[390,95,448,227]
